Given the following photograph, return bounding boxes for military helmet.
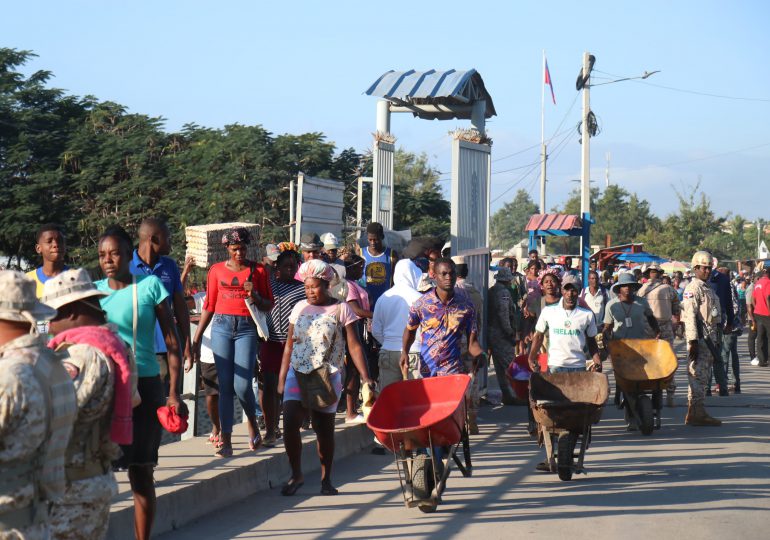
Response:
[691,250,713,268]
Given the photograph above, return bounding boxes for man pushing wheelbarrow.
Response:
[527,275,609,479]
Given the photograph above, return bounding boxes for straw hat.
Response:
[42,268,109,310]
[0,270,57,323]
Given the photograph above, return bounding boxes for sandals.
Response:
[280,479,304,496]
[215,446,233,458]
[249,434,263,451]
[207,433,223,449]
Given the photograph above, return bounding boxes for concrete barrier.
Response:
[106,420,373,540]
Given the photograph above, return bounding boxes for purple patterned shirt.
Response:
[407,289,478,377]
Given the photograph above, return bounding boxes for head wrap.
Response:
[538,267,562,285]
[297,260,336,283]
[277,241,298,253]
[221,227,251,246]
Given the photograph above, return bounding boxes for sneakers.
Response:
[750,357,760,366]
[344,414,365,425]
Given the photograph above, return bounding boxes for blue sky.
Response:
[5,1,769,220]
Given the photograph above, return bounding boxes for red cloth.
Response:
[157,405,188,434]
[754,276,770,317]
[48,325,134,445]
[203,262,274,316]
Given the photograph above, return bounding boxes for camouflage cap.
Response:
[0,270,58,323]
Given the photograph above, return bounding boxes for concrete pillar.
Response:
[376,100,390,133]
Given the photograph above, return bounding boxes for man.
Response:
[580,270,609,326]
[528,249,540,266]
[372,259,423,389]
[746,275,760,365]
[262,243,280,276]
[42,269,131,540]
[638,263,681,406]
[299,233,324,262]
[704,256,733,396]
[453,255,484,424]
[751,262,770,367]
[130,218,192,391]
[320,233,343,265]
[682,251,723,426]
[362,222,398,308]
[528,274,602,471]
[26,223,70,298]
[0,271,77,540]
[562,256,579,279]
[487,267,518,406]
[401,258,483,379]
[604,273,661,428]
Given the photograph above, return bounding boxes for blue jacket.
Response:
[708,270,735,327]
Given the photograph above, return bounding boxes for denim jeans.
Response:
[211,314,259,434]
[721,331,740,384]
[548,366,586,373]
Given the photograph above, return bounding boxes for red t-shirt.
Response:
[753,276,770,317]
[203,261,274,316]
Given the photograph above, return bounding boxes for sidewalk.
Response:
[106,419,372,540]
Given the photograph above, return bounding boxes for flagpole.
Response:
[539,50,547,228]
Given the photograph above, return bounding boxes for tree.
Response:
[490,189,538,250]
[392,149,450,239]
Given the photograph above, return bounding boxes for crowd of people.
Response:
[2,218,769,540]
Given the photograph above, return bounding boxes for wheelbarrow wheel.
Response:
[637,395,654,436]
[556,433,574,481]
[412,454,435,500]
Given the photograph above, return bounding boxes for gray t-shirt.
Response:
[604,296,654,339]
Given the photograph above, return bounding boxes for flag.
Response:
[544,59,556,105]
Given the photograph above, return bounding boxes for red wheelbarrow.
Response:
[367,374,472,513]
[506,353,549,401]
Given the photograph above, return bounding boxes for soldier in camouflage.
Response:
[682,251,723,426]
[0,271,77,540]
[487,267,518,405]
[43,268,131,540]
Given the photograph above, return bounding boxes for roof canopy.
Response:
[365,69,497,120]
[525,214,583,232]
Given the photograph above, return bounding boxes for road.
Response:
[160,336,770,540]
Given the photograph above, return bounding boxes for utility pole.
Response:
[579,51,592,285]
[605,152,611,188]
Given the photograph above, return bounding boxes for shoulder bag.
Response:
[244,263,270,340]
[295,303,341,410]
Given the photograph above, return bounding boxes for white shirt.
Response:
[193,293,215,364]
[372,260,423,352]
[535,301,597,368]
[581,287,608,325]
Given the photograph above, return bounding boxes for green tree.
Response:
[392,149,450,239]
[490,189,538,250]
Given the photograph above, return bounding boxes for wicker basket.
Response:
[185,222,261,269]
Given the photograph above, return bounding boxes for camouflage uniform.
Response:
[682,276,721,407]
[639,278,681,396]
[0,335,77,540]
[487,282,517,403]
[49,343,119,540]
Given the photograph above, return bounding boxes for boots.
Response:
[468,412,480,435]
[685,404,722,426]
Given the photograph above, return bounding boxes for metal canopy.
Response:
[365,69,497,120]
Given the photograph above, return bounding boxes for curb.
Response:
[106,420,373,540]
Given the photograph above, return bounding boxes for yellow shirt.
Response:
[26,267,69,298]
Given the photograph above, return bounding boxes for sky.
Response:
[4,0,770,221]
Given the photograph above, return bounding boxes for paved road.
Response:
[161,337,770,539]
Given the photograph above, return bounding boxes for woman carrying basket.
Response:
[278,260,374,496]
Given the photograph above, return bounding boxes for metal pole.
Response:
[376,100,391,134]
[759,219,762,258]
[357,177,364,233]
[580,51,592,286]
[289,179,295,243]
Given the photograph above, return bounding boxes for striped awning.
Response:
[524,214,582,232]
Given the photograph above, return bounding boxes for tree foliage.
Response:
[490,189,538,250]
[0,48,451,271]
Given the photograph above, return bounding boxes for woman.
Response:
[278,259,374,496]
[94,225,184,540]
[342,255,373,424]
[259,250,305,446]
[192,227,273,458]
